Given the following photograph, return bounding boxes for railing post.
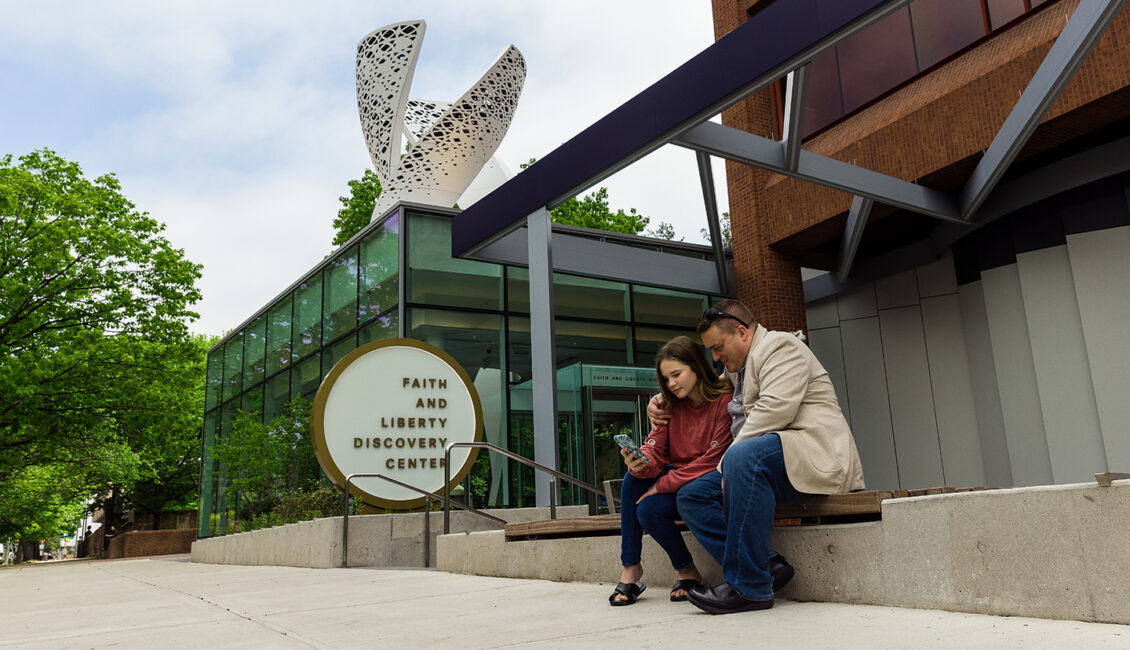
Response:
[444,452,452,534]
[549,476,557,520]
[423,496,431,568]
[342,476,352,568]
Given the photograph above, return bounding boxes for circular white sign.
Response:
[311,338,483,509]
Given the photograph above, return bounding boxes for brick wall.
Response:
[106,529,196,559]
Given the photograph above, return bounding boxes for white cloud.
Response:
[2,1,727,337]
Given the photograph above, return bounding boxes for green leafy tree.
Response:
[700,211,732,249]
[332,169,383,246]
[520,159,649,234]
[212,397,321,525]
[0,149,203,551]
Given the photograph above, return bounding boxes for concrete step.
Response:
[438,478,1130,625]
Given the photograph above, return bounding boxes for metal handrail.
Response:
[342,472,506,568]
[443,441,608,534]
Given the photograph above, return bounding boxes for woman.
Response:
[609,335,733,606]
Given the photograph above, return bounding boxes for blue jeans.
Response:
[677,434,809,601]
[619,469,694,570]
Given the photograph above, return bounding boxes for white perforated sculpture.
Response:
[355,20,526,220]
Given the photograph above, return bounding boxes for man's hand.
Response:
[620,447,649,473]
[646,393,671,426]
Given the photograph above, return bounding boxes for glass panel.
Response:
[241,386,263,417]
[507,267,530,314]
[554,274,629,321]
[407,308,507,508]
[221,332,243,403]
[407,212,502,310]
[910,0,988,70]
[218,401,237,535]
[632,286,708,327]
[291,353,322,400]
[987,0,1027,29]
[802,49,845,136]
[324,246,359,343]
[359,310,399,345]
[634,326,693,369]
[293,275,323,361]
[266,295,292,375]
[205,350,223,411]
[555,319,630,367]
[837,8,918,112]
[264,370,291,423]
[243,315,266,389]
[359,213,399,323]
[322,334,357,377]
[198,412,217,537]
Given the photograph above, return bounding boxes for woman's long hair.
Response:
[655,336,733,405]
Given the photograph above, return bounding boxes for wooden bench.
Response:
[503,487,986,541]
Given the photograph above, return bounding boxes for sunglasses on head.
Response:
[701,308,748,329]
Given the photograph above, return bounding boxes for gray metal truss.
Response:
[682,0,1124,283]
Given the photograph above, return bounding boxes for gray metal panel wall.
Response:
[840,315,901,489]
[878,306,945,487]
[1016,246,1107,482]
[979,263,1054,486]
[956,282,1013,487]
[921,293,987,488]
[1065,226,1130,470]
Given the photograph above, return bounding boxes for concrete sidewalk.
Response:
[1,557,1126,649]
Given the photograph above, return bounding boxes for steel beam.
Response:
[782,64,811,172]
[959,0,1126,220]
[674,120,963,223]
[837,196,874,283]
[526,207,559,507]
[695,151,733,295]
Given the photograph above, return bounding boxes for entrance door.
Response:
[585,387,654,511]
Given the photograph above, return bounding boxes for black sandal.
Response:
[669,578,702,602]
[609,581,646,606]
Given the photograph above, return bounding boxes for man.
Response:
[649,299,865,614]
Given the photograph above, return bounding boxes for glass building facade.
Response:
[200,206,726,537]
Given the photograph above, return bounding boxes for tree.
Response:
[647,221,682,241]
[701,211,732,249]
[520,159,650,235]
[212,397,321,525]
[0,149,203,548]
[332,169,383,246]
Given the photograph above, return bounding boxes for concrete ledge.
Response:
[190,505,588,569]
[437,480,1130,624]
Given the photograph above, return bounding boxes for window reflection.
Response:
[910,0,987,70]
[407,212,501,310]
[837,8,918,113]
[324,246,358,343]
[293,277,322,361]
[243,315,266,389]
[360,213,398,323]
[266,296,292,375]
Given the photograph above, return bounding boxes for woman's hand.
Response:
[636,483,658,504]
[620,446,649,473]
[646,393,671,426]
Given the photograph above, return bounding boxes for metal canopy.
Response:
[453,0,1124,285]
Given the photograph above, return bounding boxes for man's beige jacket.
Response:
[723,324,866,495]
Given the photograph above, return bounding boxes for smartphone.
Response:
[613,434,649,464]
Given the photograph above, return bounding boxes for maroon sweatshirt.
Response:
[630,392,733,493]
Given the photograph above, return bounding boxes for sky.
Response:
[1,1,727,337]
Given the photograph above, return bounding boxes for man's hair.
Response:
[696,299,756,335]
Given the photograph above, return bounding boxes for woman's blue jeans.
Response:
[619,469,694,571]
[676,434,809,601]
